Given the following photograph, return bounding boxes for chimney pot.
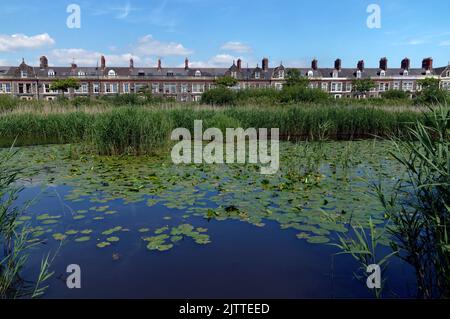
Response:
[237,59,242,70]
[422,57,433,71]
[39,56,48,69]
[262,58,269,72]
[334,59,342,70]
[401,57,410,70]
[357,60,365,71]
[379,57,388,71]
[185,57,189,70]
[101,55,106,69]
[157,58,162,70]
[129,58,134,69]
[311,59,318,70]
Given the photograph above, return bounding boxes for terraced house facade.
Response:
[1,56,449,101]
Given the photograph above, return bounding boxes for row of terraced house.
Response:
[0,55,449,101]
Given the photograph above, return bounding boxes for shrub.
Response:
[382,90,409,100]
[201,87,237,106]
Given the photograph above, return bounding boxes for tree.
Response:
[215,76,238,88]
[416,78,448,104]
[352,79,376,98]
[285,69,309,88]
[50,78,80,97]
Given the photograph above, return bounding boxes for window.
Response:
[332,70,339,78]
[356,70,362,79]
[275,83,283,90]
[193,95,201,102]
[255,72,261,79]
[278,70,285,79]
[331,82,343,92]
[180,96,188,102]
[403,70,409,76]
[321,82,328,91]
[446,71,450,78]
[402,81,414,92]
[20,71,28,78]
[93,83,100,94]
[108,70,117,78]
[378,83,389,92]
[151,83,160,94]
[195,70,202,77]
[393,82,400,90]
[180,84,188,93]
[167,71,174,77]
[231,71,237,78]
[43,84,57,94]
[18,83,32,94]
[75,83,88,94]
[164,83,177,94]
[0,83,11,93]
[78,71,86,78]
[104,83,118,94]
[345,83,352,92]
[307,70,314,78]
[123,83,130,93]
[380,70,386,77]
[48,70,55,77]
[192,83,205,93]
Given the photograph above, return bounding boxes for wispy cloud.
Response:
[0,33,55,52]
[220,41,252,53]
[438,40,450,47]
[392,31,450,46]
[49,49,140,66]
[134,35,192,57]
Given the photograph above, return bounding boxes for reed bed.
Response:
[0,104,436,154]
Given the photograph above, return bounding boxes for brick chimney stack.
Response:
[237,59,242,70]
[379,57,388,71]
[401,57,410,70]
[129,58,134,69]
[357,60,365,71]
[71,63,77,70]
[422,57,433,71]
[100,55,106,69]
[184,57,189,70]
[334,59,341,70]
[311,59,318,70]
[39,56,48,69]
[157,58,162,70]
[262,58,269,72]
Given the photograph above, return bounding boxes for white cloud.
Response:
[49,49,140,66]
[439,40,450,46]
[189,54,239,68]
[0,59,9,65]
[221,41,252,53]
[134,35,193,56]
[0,33,55,52]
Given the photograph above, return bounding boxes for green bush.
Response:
[201,87,237,105]
[382,90,409,100]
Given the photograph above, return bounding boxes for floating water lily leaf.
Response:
[65,230,79,235]
[138,228,150,233]
[107,236,120,242]
[97,242,111,248]
[81,229,93,235]
[102,226,122,236]
[37,214,62,221]
[75,236,91,242]
[52,233,67,241]
[154,226,169,235]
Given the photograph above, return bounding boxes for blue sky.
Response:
[0,0,449,68]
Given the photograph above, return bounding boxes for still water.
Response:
[8,141,417,298]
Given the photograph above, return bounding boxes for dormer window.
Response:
[78,71,85,77]
[195,70,202,77]
[108,70,117,78]
[279,70,285,79]
[20,71,28,78]
[167,71,174,77]
[446,71,450,77]
[231,71,237,78]
[255,72,261,79]
[48,70,55,77]
[307,70,314,78]
[332,70,339,78]
[403,70,409,76]
[356,70,362,79]
[138,70,145,77]
[380,70,386,77]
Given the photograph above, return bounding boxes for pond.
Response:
[6,141,417,298]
